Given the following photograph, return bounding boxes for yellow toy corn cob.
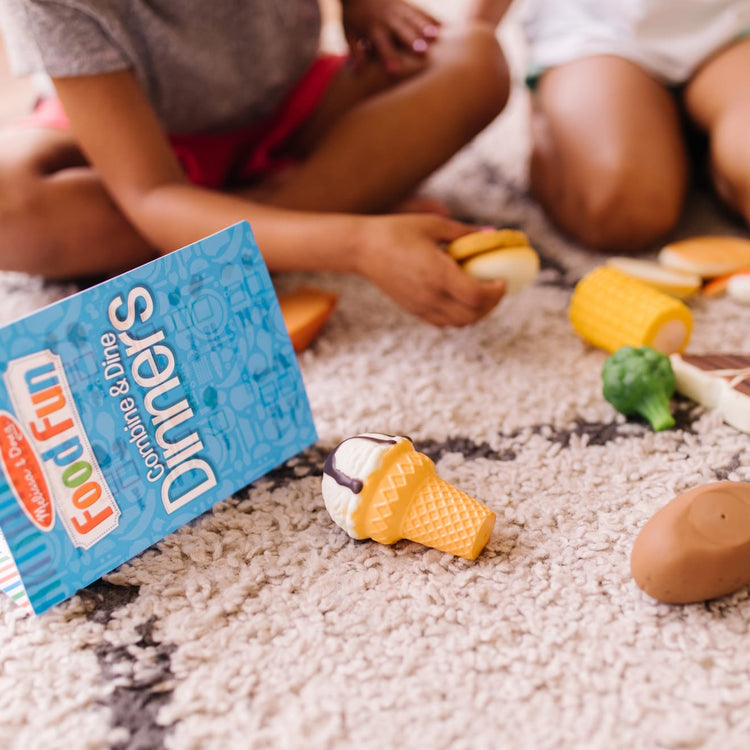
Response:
[569,266,693,354]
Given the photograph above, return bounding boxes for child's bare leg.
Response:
[530,55,688,253]
[0,24,507,279]
[684,37,750,223]
[0,128,155,278]
[254,23,509,213]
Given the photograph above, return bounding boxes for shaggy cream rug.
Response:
[2,4,750,749]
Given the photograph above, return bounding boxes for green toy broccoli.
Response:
[601,346,676,431]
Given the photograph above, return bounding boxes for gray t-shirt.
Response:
[0,0,323,133]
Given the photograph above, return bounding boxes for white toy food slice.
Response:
[606,257,701,299]
[726,274,750,304]
[670,353,750,433]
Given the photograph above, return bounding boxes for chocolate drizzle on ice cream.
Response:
[320,433,410,538]
[323,434,401,492]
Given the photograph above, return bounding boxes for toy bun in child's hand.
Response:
[447,228,539,293]
[321,433,495,560]
[631,481,750,603]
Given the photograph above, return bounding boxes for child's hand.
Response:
[354,214,506,326]
[341,0,441,76]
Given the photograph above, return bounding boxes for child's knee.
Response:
[709,103,750,216]
[0,163,32,234]
[532,133,685,252]
[0,134,49,222]
[0,164,54,274]
[438,24,510,120]
[463,24,511,109]
[575,175,683,252]
[534,156,683,252]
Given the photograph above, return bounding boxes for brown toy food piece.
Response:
[631,481,750,603]
[277,286,338,352]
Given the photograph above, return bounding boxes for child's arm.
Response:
[467,0,514,26]
[340,0,441,75]
[52,70,504,327]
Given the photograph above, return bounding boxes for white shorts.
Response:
[522,0,750,85]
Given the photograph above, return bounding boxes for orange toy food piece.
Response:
[278,286,338,352]
[701,266,750,297]
[658,236,750,279]
[631,481,750,603]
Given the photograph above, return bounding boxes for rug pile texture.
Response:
[2,3,750,749]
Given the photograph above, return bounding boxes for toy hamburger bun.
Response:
[658,236,750,279]
[447,228,530,261]
[447,228,540,293]
[461,246,540,293]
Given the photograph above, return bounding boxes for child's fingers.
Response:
[386,17,423,52]
[422,216,484,244]
[425,281,505,327]
[368,27,403,73]
[431,251,506,325]
[344,32,372,70]
[385,12,438,54]
[396,5,441,50]
[447,264,506,314]
[398,3,441,35]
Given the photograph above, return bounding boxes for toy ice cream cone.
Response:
[322,433,495,560]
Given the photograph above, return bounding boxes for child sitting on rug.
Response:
[0,0,510,328]
[470,0,750,253]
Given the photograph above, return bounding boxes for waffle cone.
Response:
[354,443,495,560]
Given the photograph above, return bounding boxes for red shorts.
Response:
[16,55,347,189]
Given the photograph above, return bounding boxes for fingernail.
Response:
[423,24,439,38]
[412,38,428,53]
